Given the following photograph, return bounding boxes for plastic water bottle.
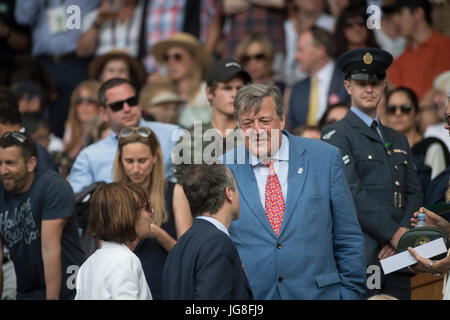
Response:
[415,212,427,228]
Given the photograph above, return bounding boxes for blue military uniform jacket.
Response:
[321,110,423,265]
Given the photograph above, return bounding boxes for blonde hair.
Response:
[235,32,275,77]
[64,80,101,155]
[113,130,168,226]
[163,45,204,104]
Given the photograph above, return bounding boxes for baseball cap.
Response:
[205,58,252,86]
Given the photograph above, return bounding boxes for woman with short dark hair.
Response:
[75,181,153,300]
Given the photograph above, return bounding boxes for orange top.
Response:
[387,31,450,100]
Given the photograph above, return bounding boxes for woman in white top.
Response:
[75,181,153,300]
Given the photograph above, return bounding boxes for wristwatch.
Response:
[429,261,442,276]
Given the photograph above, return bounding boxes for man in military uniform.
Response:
[321,48,423,299]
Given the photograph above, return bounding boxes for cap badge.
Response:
[363,52,373,65]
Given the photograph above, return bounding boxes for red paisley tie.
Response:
[264,160,285,237]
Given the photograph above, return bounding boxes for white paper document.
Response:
[380,238,448,275]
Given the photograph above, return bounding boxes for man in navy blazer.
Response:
[162,163,253,300]
[223,83,366,299]
[287,27,350,130]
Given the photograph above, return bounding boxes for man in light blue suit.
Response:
[69,78,180,194]
[223,83,366,299]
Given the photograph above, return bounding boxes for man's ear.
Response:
[205,85,214,103]
[99,106,109,123]
[225,187,233,203]
[27,156,37,173]
[344,80,352,95]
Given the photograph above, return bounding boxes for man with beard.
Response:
[0,132,84,299]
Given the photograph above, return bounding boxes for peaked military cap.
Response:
[336,48,393,81]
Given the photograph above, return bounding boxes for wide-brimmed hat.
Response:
[88,50,147,85]
[151,32,212,76]
[149,91,185,107]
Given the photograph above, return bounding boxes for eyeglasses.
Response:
[386,104,413,115]
[2,131,27,143]
[242,53,266,64]
[163,53,184,63]
[108,96,138,112]
[76,96,97,105]
[345,16,366,28]
[119,126,152,138]
[445,113,450,126]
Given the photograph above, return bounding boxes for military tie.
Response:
[306,75,319,125]
[264,160,285,237]
[370,120,383,142]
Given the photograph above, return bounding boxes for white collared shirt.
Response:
[75,241,152,300]
[196,216,229,237]
[316,60,335,122]
[250,133,289,210]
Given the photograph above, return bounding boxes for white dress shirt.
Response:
[250,133,290,210]
[75,241,152,300]
[315,60,335,122]
[196,216,229,237]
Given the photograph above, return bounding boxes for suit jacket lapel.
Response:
[235,149,276,237]
[280,132,307,237]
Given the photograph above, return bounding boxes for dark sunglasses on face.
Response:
[345,16,365,27]
[2,131,27,143]
[119,126,152,139]
[242,53,266,64]
[386,104,413,115]
[163,52,184,62]
[76,96,97,105]
[108,96,138,112]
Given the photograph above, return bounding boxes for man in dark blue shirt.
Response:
[0,131,84,299]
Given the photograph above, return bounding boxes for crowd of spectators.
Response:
[1,0,450,301]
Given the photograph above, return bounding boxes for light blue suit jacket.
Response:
[224,131,366,300]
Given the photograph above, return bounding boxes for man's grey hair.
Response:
[233,83,284,122]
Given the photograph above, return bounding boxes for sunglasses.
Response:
[108,96,138,112]
[76,96,97,105]
[242,53,266,64]
[386,104,413,115]
[163,53,184,63]
[445,113,450,126]
[345,16,365,27]
[2,131,27,143]
[119,126,152,138]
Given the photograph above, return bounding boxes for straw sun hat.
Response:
[151,32,212,76]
